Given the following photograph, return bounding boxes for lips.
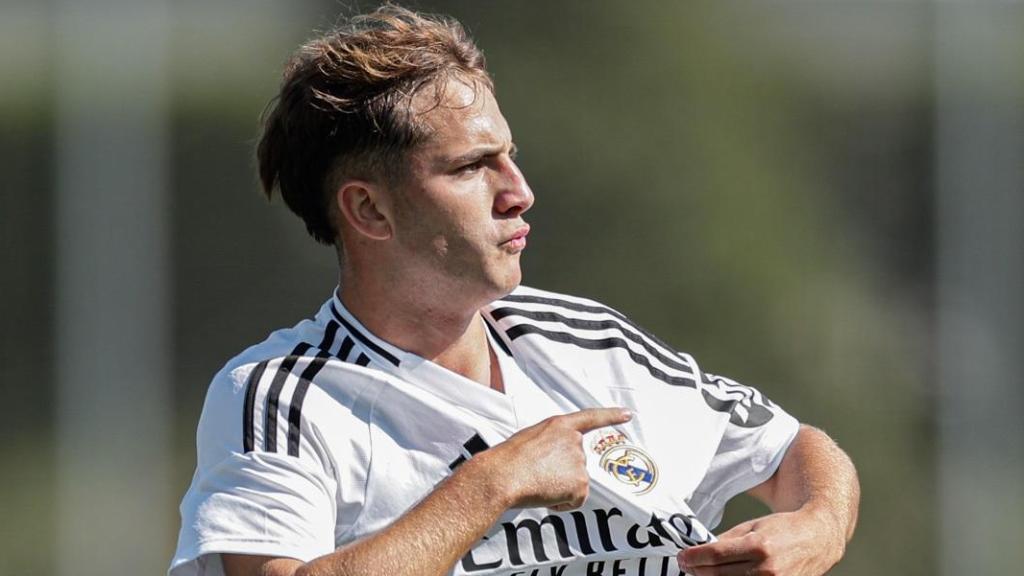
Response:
[501,224,530,252]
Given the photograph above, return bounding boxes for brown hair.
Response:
[257,4,493,245]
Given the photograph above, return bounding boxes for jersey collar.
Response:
[325,289,520,428]
[327,288,406,367]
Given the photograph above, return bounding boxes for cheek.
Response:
[432,202,493,251]
[397,184,495,261]
[431,235,449,257]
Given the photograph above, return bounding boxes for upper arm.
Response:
[745,424,859,512]
[744,424,813,507]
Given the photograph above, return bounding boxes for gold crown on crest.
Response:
[590,430,628,455]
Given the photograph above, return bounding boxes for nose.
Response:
[493,157,534,218]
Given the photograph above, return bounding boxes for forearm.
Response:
[225,408,629,576]
[297,454,509,576]
[223,454,510,576]
[678,424,859,575]
[750,424,860,543]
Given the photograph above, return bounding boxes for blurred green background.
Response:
[2,1,1022,575]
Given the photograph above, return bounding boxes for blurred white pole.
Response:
[54,1,172,575]
[935,2,1024,574]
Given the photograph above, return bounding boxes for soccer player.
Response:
[170,6,859,576]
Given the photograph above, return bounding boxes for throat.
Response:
[427,316,506,393]
[446,334,505,393]
[488,342,505,394]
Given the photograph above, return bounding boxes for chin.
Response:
[442,256,522,307]
[497,264,523,295]
[479,266,522,303]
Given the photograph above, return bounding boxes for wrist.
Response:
[797,503,847,563]
[456,450,516,512]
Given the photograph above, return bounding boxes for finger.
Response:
[549,481,589,512]
[678,533,766,568]
[561,407,633,432]
[679,559,757,576]
[716,520,755,540]
[549,496,584,512]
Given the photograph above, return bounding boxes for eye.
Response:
[458,159,484,174]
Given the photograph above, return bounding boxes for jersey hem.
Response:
[169,539,326,576]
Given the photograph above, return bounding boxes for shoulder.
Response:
[484,284,642,341]
[485,285,662,339]
[484,285,700,382]
[196,318,384,472]
[486,284,621,314]
[484,283,669,340]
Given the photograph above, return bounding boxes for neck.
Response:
[338,272,498,389]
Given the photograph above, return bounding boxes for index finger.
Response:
[560,408,634,432]
[678,533,762,568]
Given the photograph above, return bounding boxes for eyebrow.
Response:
[442,142,517,168]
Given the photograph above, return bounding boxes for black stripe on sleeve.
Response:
[264,343,313,453]
[337,336,355,361]
[491,307,692,375]
[286,351,331,457]
[354,353,371,367]
[242,360,270,453]
[499,293,686,363]
[330,303,400,366]
[448,455,467,470]
[504,324,697,388]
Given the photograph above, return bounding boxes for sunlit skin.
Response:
[222,77,858,576]
[335,78,532,387]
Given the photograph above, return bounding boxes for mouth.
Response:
[500,224,530,253]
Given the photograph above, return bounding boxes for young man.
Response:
[170,6,859,576]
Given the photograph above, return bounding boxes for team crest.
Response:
[590,430,658,495]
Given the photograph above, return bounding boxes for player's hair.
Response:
[257,4,493,245]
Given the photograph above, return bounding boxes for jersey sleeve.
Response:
[687,370,800,529]
[169,358,348,576]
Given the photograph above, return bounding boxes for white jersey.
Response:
[170,285,799,576]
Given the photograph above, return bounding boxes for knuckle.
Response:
[746,532,769,558]
[706,547,726,563]
[547,415,572,432]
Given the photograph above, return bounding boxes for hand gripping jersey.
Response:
[170,286,799,576]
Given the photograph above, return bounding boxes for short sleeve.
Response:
[169,360,340,576]
[688,372,800,529]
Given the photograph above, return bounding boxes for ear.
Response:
[336,180,393,241]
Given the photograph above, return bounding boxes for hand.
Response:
[473,408,633,511]
[677,508,844,576]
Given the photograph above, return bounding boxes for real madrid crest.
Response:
[590,429,658,495]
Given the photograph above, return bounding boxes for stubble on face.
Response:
[386,76,530,306]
